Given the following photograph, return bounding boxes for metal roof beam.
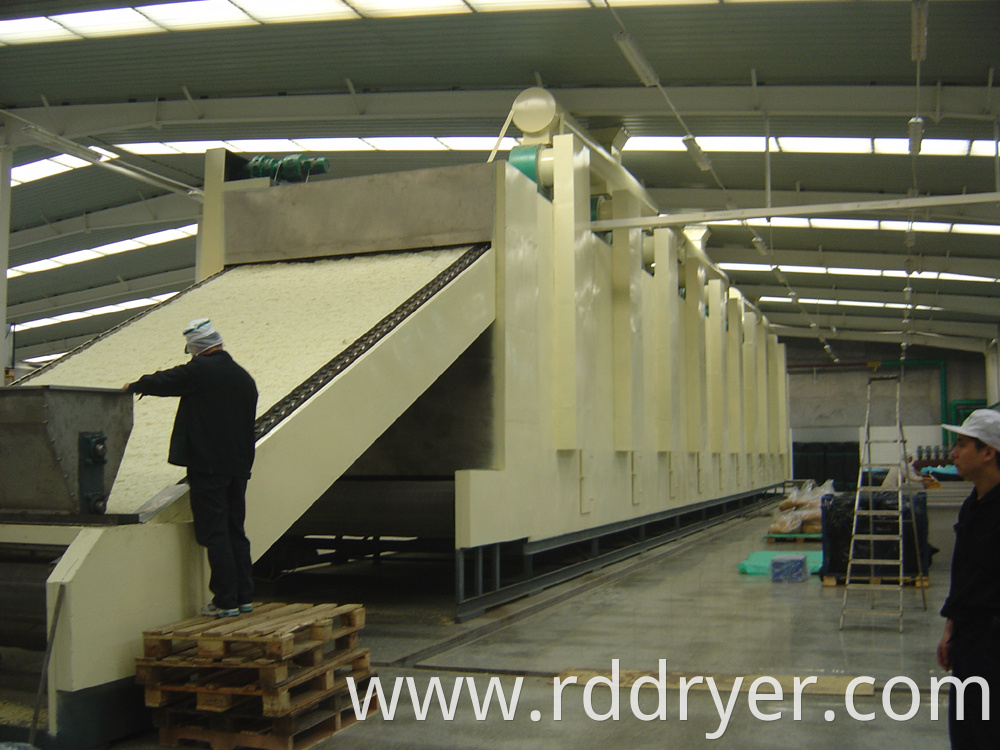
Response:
[765,311,999,340]
[745,284,998,318]
[2,85,996,146]
[11,193,200,250]
[772,324,986,354]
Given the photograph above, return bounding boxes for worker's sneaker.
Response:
[201,602,239,618]
[238,603,254,614]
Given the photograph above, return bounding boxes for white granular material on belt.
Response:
[29,248,466,513]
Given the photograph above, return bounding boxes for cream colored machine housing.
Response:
[0,88,789,747]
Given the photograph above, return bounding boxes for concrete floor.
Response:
[101,500,960,750]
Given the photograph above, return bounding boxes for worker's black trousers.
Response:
[949,623,999,749]
[188,472,254,611]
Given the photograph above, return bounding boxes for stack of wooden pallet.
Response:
[136,602,376,750]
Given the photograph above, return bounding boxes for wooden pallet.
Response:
[155,678,378,750]
[137,631,360,690]
[822,575,930,588]
[765,533,823,544]
[143,646,371,716]
[143,602,365,660]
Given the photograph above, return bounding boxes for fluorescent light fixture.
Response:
[683,135,713,171]
[909,271,938,281]
[873,138,910,155]
[879,220,911,232]
[613,31,660,87]
[758,296,793,304]
[883,270,909,278]
[438,136,518,151]
[844,300,883,308]
[622,136,686,152]
[717,263,772,272]
[51,8,164,37]
[0,17,80,43]
[225,139,302,152]
[695,136,767,153]
[918,139,971,157]
[971,140,999,157]
[292,137,374,151]
[952,223,1000,236]
[810,218,879,231]
[364,137,447,151]
[346,0,471,17]
[778,137,871,154]
[137,0,257,30]
[467,0,590,9]
[231,0,359,22]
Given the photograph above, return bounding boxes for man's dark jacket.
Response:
[128,349,258,478]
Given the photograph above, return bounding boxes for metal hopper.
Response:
[0,385,133,516]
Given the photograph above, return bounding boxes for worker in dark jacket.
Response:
[937,409,1000,748]
[126,318,258,618]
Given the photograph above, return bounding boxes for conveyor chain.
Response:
[253,242,490,440]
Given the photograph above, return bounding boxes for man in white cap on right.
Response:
[937,408,1000,748]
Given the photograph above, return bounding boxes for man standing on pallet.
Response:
[125,318,258,618]
[937,409,1000,748]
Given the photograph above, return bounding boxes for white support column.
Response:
[654,229,680,453]
[198,148,228,281]
[682,234,708,496]
[552,133,589,450]
[741,307,760,482]
[766,332,783,479]
[726,292,747,486]
[1,147,11,376]
[755,314,771,482]
[986,342,1000,407]
[611,190,640,452]
[706,277,728,492]
[776,342,791,477]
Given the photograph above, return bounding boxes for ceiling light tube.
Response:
[613,31,660,88]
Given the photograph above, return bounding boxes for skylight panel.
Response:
[10,159,74,183]
[767,217,811,228]
[232,0,359,22]
[292,138,374,151]
[117,143,184,155]
[810,218,880,231]
[873,138,910,155]
[952,223,1000,236]
[347,0,472,17]
[98,239,146,256]
[918,139,970,157]
[778,137,871,154]
[225,139,302,152]
[51,249,103,265]
[137,0,258,30]
[717,263,772,272]
[695,136,767,153]
[466,1,591,10]
[50,8,164,38]
[364,137,447,151]
[162,140,231,153]
[12,259,62,274]
[622,136,686,152]
[970,140,999,157]
[437,137,518,151]
[135,228,192,245]
[0,17,80,44]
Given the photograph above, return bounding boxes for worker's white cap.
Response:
[183,318,223,354]
[941,409,1000,452]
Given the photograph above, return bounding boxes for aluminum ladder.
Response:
[839,375,928,632]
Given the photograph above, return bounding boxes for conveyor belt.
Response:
[19,245,486,514]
